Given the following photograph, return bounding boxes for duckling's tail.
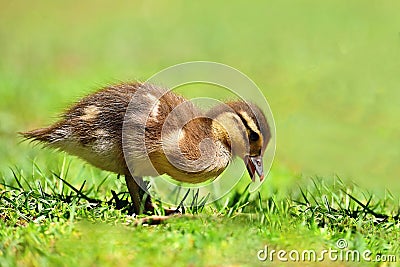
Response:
[19,125,65,144]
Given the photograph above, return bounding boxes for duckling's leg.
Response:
[124,174,153,215]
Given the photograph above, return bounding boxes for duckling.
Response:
[21,82,271,214]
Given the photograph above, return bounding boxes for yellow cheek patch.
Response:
[239,111,263,155]
[238,111,260,135]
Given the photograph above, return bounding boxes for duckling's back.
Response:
[22,83,153,174]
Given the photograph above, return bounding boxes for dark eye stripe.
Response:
[237,113,260,140]
[237,113,250,129]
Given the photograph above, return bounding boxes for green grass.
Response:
[1,1,400,266]
[1,159,399,266]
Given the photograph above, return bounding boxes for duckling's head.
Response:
[208,101,271,182]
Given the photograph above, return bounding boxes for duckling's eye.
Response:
[249,132,259,142]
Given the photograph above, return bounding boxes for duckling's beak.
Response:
[245,155,264,182]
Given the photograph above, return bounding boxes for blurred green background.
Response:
[1,0,399,193]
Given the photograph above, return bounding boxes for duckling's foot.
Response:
[124,174,187,216]
[125,174,153,215]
